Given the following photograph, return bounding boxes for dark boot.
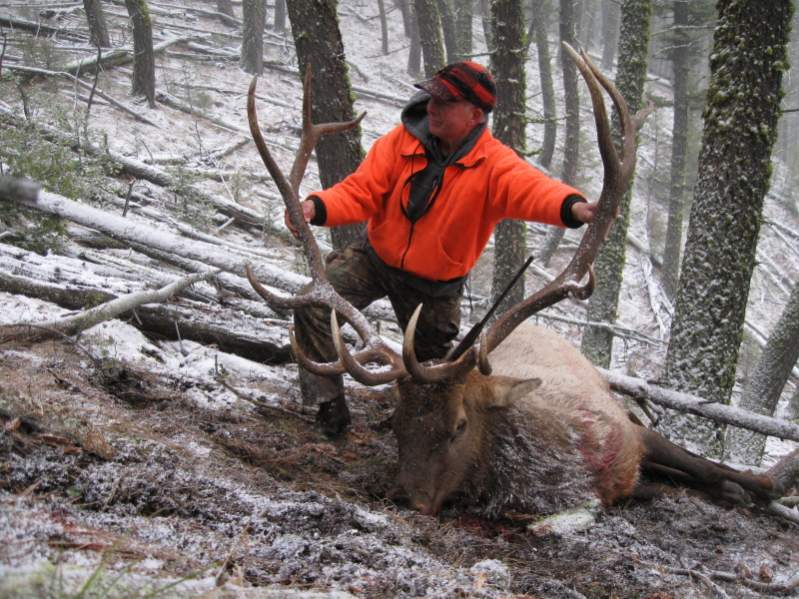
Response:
[315,395,351,438]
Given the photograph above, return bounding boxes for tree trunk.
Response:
[490,0,528,316]
[580,0,651,368]
[240,0,266,75]
[530,0,556,170]
[124,0,155,107]
[83,0,111,48]
[377,0,390,54]
[726,282,799,465]
[407,1,422,77]
[663,0,792,455]
[454,0,473,61]
[537,0,579,266]
[662,0,690,298]
[436,0,458,63]
[217,0,235,18]
[273,0,287,33]
[600,0,620,70]
[414,0,446,76]
[286,0,366,250]
[479,0,493,49]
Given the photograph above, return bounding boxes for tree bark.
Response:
[529,0,556,170]
[124,0,156,107]
[580,0,651,368]
[600,0,620,70]
[414,0,446,76]
[726,282,799,465]
[664,0,793,455]
[406,0,422,77]
[662,0,690,299]
[240,0,266,75]
[217,0,235,18]
[436,0,458,63]
[536,0,579,266]
[285,0,366,250]
[453,0,473,61]
[273,0,287,32]
[489,0,528,316]
[83,0,111,48]
[377,0,390,54]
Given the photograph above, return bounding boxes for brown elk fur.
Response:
[392,323,775,517]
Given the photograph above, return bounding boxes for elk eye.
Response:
[451,418,467,442]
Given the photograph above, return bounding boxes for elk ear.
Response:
[484,377,543,410]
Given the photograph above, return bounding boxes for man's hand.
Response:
[571,201,598,224]
[285,198,316,239]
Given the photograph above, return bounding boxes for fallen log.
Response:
[601,369,799,443]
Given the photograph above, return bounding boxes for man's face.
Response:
[427,97,483,150]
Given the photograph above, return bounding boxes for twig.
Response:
[83,44,103,135]
[217,377,315,424]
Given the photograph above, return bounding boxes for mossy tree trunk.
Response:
[726,282,799,465]
[490,0,528,316]
[414,0,445,76]
[124,0,155,107]
[580,0,651,368]
[286,0,365,250]
[83,0,111,48]
[240,0,266,75]
[663,0,792,455]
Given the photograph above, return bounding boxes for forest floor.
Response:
[1,336,798,598]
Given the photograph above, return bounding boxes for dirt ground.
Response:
[1,339,797,599]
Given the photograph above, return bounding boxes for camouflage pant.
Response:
[293,240,462,406]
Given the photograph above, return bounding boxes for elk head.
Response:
[246,48,647,515]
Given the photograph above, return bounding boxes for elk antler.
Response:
[246,66,409,383]
[404,44,644,381]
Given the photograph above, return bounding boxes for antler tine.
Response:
[331,312,407,385]
[288,64,366,198]
[477,44,638,358]
[402,304,476,383]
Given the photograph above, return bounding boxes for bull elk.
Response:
[245,50,798,521]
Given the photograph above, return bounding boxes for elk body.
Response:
[245,51,796,522]
[391,322,777,517]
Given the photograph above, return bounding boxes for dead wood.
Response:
[3,63,158,126]
[602,369,799,442]
[0,108,264,229]
[0,270,217,344]
[0,15,87,43]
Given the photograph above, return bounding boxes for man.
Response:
[288,61,596,437]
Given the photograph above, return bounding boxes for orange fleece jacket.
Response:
[314,124,583,282]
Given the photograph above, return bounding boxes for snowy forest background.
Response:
[0,0,798,597]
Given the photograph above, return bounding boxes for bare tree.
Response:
[663,0,792,455]
[580,0,652,368]
[490,0,528,316]
[286,0,365,249]
[454,0,473,61]
[726,282,799,465]
[124,0,155,107]
[273,0,287,33]
[436,0,458,63]
[377,0,389,54]
[240,0,266,75]
[217,0,235,18]
[529,0,556,169]
[600,0,620,70]
[537,0,580,265]
[414,0,446,75]
[83,0,111,48]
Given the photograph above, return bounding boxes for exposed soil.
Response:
[1,339,797,598]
